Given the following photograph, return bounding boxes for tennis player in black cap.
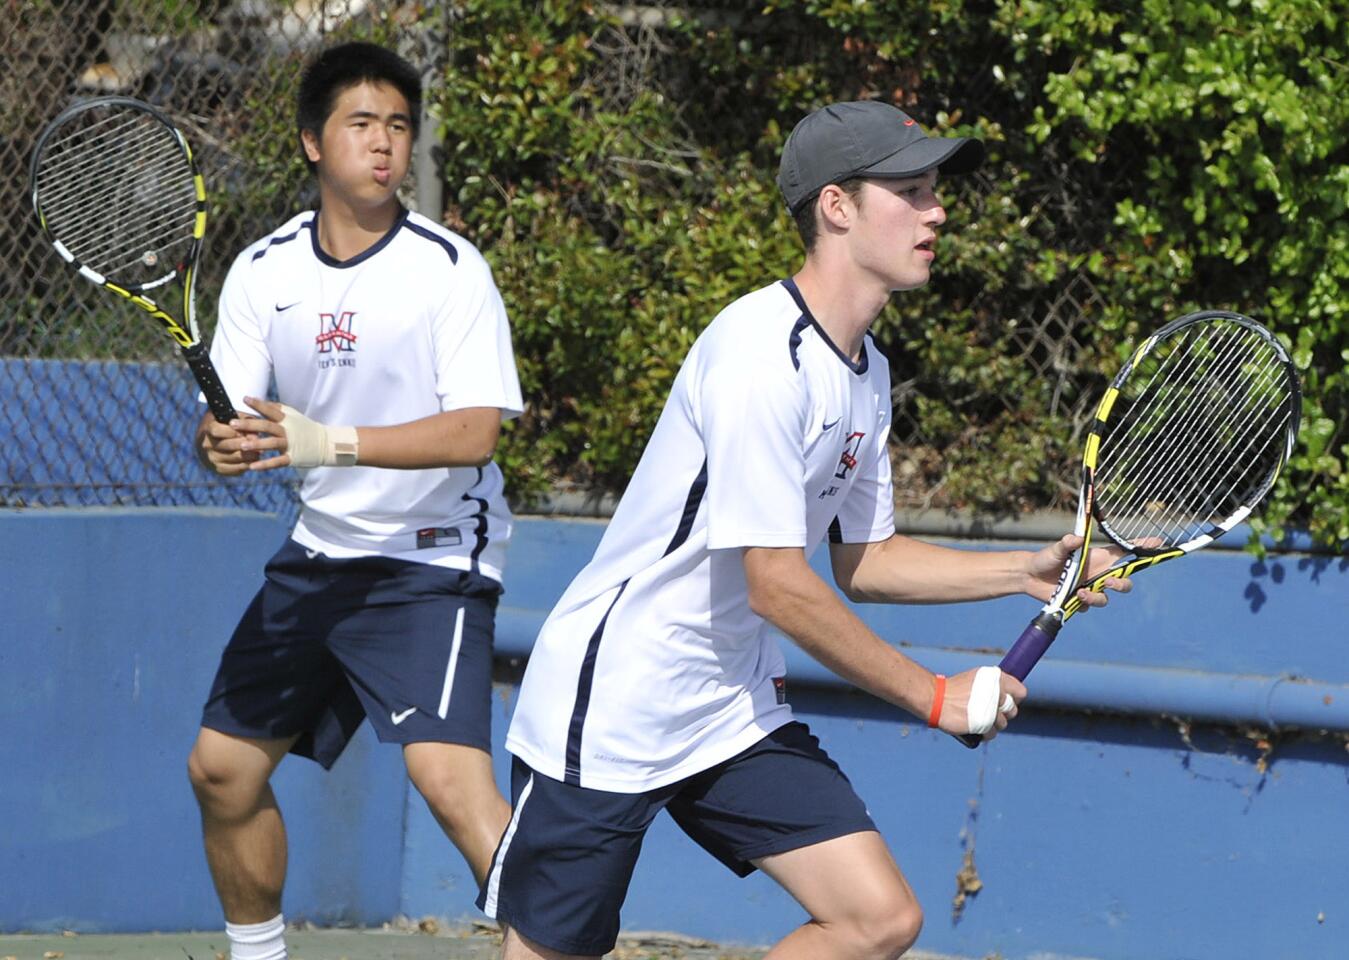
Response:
[479,99,1130,960]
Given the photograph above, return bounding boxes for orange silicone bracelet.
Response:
[927,674,947,728]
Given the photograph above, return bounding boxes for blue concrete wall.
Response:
[2,508,1346,960]
[0,510,403,931]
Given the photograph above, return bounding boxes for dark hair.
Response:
[296,42,422,170]
[792,178,866,252]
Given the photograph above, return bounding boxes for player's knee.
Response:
[187,743,261,815]
[410,767,474,827]
[847,898,923,959]
[887,900,925,957]
[187,746,230,802]
[187,743,218,794]
[405,745,499,830]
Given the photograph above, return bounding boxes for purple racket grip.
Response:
[999,612,1063,681]
[957,613,1062,748]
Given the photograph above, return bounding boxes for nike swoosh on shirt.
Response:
[391,707,416,725]
[275,301,301,312]
[822,418,841,431]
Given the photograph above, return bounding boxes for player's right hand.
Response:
[197,412,263,476]
[938,666,1026,739]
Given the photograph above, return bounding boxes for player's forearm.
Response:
[744,547,936,718]
[354,408,502,469]
[833,535,1035,604]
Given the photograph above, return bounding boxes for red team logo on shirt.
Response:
[820,431,867,499]
[316,311,357,368]
[316,311,357,352]
[835,431,865,480]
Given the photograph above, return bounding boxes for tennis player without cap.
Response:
[479,100,1132,960]
[188,43,522,960]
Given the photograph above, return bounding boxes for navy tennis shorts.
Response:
[477,721,876,956]
[201,539,501,769]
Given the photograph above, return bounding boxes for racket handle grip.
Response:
[182,343,235,423]
[1000,612,1062,682]
[957,613,1062,749]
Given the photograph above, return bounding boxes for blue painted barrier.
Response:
[0,509,403,932]
[2,508,1346,960]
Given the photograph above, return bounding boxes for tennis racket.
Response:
[29,95,234,423]
[960,310,1301,747]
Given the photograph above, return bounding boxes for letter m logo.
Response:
[316,311,357,353]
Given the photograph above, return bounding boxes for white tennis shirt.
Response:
[208,208,523,582]
[506,278,897,791]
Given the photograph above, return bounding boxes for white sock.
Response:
[225,914,286,960]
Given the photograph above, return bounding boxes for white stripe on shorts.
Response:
[437,606,465,719]
[482,772,534,918]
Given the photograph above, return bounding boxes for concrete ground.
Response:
[0,920,983,960]
[0,922,770,960]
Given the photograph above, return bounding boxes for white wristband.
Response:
[278,404,358,468]
[966,666,1004,735]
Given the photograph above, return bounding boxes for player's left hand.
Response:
[232,396,293,470]
[1025,534,1131,608]
[235,396,358,470]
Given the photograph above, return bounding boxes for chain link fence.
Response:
[1,0,1113,519]
[889,173,1116,514]
[1,0,441,519]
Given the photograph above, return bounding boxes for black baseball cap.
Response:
[777,100,985,214]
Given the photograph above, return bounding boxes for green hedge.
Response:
[11,2,1343,547]
[428,1,1344,549]
[998,0,1348,548]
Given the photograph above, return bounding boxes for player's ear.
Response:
[816,184,854,231]
[300,127,322,164]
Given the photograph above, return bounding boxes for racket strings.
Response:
[40,132,190,224]
[1096,325,1253,510]
[1119,331,1289,505]
[1104,322,1251,453]
[35,110,198,282]
[37,113,189,199]
[1180,368,1292,523]
[1102,326,1269,497]
[1102,341,1286,542]
[36,109,168,176]
[41,141,197,272]
[1095,323,1294,547]
[1102,347,1289,545]
[42,151,197,275]
[1108,360,1286,544]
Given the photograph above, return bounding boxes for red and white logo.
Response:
[316,311,357,353]
[835,431,866,480]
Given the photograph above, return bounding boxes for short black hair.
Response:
[792,178,866,253]
[296,41,422,170]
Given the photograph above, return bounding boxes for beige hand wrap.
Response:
[278,404,359,468]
